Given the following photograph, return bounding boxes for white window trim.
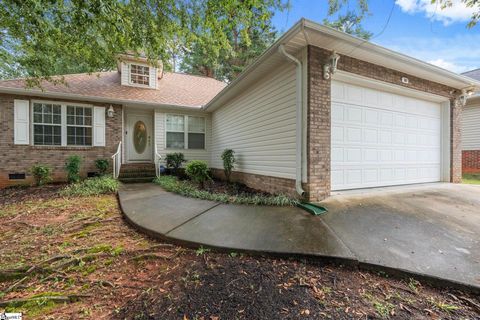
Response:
[165,114,206,150]
[128,62,151,88]
[31,100,94,147]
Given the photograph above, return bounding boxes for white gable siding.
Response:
[210,62,297,179]
[154,110,211,164]
[462,104,480,150]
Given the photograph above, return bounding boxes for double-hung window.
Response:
[166,115,185,149]
[187,116,206,149]
[166,114,205,150]
[130,64,150,86]
[67,105,93,146]
[33,103,62,145]
[32,102,93,147]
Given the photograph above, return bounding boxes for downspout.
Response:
[278,44,305,197]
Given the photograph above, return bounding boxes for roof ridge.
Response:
[462,67,480,75]
[165,71,225,82]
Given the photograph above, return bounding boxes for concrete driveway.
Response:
[321,183,480,289]
[119,182,480,291]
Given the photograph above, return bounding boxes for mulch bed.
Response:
[114,254,480,320]
[0,183,65,207]
[203,179,271,197]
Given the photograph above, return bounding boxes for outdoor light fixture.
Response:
[458,88,476,106]
[107,105,115,118]
[323,51,340,80]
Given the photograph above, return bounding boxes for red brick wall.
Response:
[210,168,298,198]
[306,46,332,202]
[0,94,122,187]
[306,45,460,201]
[462,150,480,173]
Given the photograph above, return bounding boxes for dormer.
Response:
[117,53,163,89]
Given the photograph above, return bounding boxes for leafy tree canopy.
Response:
[0,0,287,85]
[179,5,280,81]
[323,10,373,40]
[433,0,480,27]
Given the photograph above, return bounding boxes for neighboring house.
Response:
[0,19,479,201]
[461,68,480,173]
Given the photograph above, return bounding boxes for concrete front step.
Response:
[119,172,156,177]
[119,177,155,183]
[119,163,156,183]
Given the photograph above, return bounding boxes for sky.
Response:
[271,0,480,74]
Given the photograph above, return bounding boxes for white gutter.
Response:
[278,44,305,197]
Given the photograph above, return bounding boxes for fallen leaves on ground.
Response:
[0,186,478,319]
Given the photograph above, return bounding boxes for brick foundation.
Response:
[210,168,298,198]
[462,150,480,173]
[306,45,460,201]
[0,94,122,188]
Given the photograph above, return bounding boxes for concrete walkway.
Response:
[118,183,480,293]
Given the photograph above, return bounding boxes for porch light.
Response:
[107,105,115,118]
[458,88,476,106]
[323,51,340,80]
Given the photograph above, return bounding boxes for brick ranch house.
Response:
[461,69,480,173]
[1,19,479,201]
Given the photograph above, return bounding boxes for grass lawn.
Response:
[462,173,480,184]
[462,173,480,185]
[1,185,479,319]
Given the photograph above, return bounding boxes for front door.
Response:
[126,114,153,162]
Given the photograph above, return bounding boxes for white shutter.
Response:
[93,106,106,147]
[14,99,30,145]
[149,67,157,89]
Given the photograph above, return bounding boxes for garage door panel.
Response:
[332,81,442,191]
[332,165,441,190]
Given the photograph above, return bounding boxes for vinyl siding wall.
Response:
[154,110,211,164]
[210,62,297,179]
[462,104,480,150]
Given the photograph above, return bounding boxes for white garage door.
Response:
[331,80,442,191]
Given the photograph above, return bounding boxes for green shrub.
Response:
[65,155,82,183]
[60,176,119,197]
[185,160,210,188]
[153,176,298,206]
[221,149,236,183]
[95,159,109,176]
[165,153,186,175]
[30,165,52,186]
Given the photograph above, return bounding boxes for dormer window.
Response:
[130,64,150,86]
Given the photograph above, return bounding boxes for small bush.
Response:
[30,165,52,186]
[221,149,236,183]
[185,160,210,189]
[60,176,119,197]
[165,153,186,175]
[95,159,109,176]
[65,155,82,183]
[153,176,298,206]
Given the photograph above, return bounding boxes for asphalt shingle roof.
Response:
[462,68,480,82]
[0,71,226,108]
